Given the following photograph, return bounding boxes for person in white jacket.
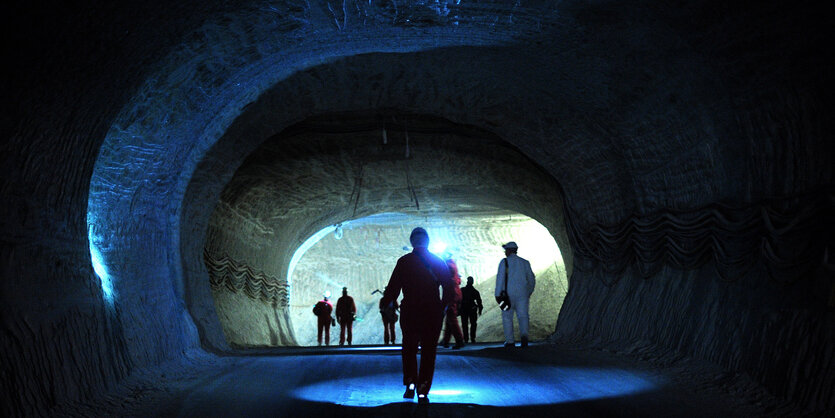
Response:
[495,241,536,348]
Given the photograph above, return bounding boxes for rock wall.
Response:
[556,192,835,411]
[3,0,832,415]
[200,123,568,347]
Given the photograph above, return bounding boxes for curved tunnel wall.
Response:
[201,114,569,347]
[4,1,833,415]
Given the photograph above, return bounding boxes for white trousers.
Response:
[501,296,530,344]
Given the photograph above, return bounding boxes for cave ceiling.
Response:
[212,112,566,242]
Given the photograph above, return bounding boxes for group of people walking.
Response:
[312,287,357,346]
[312,263,488,348]
[383,228,536,403]
[312,227,536,404]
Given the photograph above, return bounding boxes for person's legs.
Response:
[339,322,346,345]
[440,314,451,346]
[317,321,324,346]
[401,328,419,386]
[501,306,515,345]
[346,321,352,345]
[515,297,530,346]
[416,320,443,395]
[445,313,464,347]
[470,313,478,342]
[383,319,390,344]
[324,322,330,345]
[461,314,470,343]
[389,321,397,344]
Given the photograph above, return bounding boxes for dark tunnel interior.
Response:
[2,0,833,416]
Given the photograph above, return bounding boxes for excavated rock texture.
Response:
[555,193,835,411]
[3,0,832,415]
[202,119,567,347]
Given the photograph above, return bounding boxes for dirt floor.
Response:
[58,343,810,417]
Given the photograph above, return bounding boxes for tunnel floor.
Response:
[67,343,795,417]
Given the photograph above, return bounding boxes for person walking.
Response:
[313,294,335,346]
[336,287,357,346]
[460,276,483,343]
[381,227,455,404]
[495,241,536,348]
[379,288,399,345]
[439,255,464,349]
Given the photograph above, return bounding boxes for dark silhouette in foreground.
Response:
[382,227,455,404]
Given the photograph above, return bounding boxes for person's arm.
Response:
[351,299,356,316]
[448,261,463,304]
[495,259,505,300]
[335,301,341,323]
[438,260,455,308]
[382,259,404,307]
[527,260,536,296]
[475,289,483,315]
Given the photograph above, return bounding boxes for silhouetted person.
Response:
[382,227,455,404]
[460,276,483,343]
[336,287,357,346]
[495,241,536,348]
[379,288,399,344]
[313,295,335,346]
[440,256,464,349]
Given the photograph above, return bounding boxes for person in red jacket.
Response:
[313,295,335,346]
[439,255,465,349]
[382,227,455,404]
[336,287,357,346]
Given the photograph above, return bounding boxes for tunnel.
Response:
[3,0,833,416]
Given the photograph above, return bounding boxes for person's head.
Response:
[410,227,429,248]
[342,287,348,296]
[502,241,518,255]
[466,276,474,286]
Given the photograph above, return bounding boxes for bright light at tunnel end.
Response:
[428,241,447,255]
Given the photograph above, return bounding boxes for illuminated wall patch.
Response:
[88,225,116,306]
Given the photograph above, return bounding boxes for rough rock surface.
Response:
[3,0,833,416]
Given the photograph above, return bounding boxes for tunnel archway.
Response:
[285,211,568,347]
[85,13,731,358]
[5,1,820,414]
[201,112,570,348]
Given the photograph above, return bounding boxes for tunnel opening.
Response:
[287,211,567,347]
[13,2,828,414]
[201,111,572,349]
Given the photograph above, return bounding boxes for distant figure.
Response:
[495,241,536,348]
[460,276,483,343]
[379,287,399,345]
[439,256,464,349]
[336,287,357,346]
[313,294,335,346]
[382,227,455,404]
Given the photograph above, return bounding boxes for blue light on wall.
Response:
[88,228,116,307]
